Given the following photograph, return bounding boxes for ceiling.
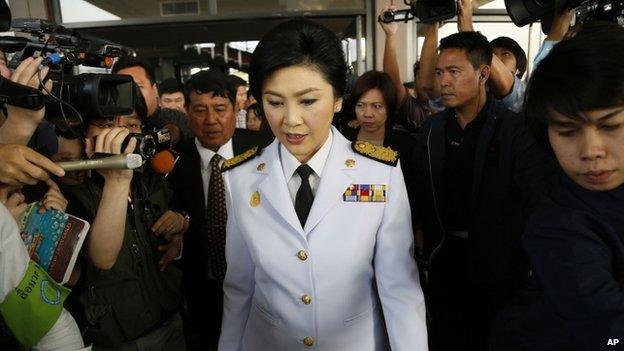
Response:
[60,0,500,69]
[73,15,361,68]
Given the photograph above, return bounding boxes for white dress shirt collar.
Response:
[280,130,333,204]
[280,129,333,181]
[195,137,234,169]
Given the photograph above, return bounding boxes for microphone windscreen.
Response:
[150,150,175,174]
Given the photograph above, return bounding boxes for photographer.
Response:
[59,107,187,349]
[113,58,192,147]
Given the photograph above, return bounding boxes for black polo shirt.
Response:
[441,99,490,231]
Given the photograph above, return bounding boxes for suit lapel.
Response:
[304,132,354,235]
[181,140,207,210]
[256,141,305,237]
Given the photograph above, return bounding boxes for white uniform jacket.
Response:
[218,129,428,351]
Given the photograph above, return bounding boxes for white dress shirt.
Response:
[195,137,234,205]
[280,130,333,204]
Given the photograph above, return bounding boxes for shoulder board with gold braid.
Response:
[221,146,261,172]
[351,141,399,167]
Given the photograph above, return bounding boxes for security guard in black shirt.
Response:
[410,31,553,350]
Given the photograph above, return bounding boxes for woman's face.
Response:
[246,109,262,131]
[548,106,624,191]
[355,88,387,134]
[262,64,342,163]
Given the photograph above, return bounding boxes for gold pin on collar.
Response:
[345,159,356,168]
[250,191,261,207]
[257,163,266,171]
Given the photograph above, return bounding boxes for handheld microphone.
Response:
[150,150,175,174]
[56,154,143,171]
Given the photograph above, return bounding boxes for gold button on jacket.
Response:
[303,336,314,347]
[301,294,312,305]
[297,250,308,261]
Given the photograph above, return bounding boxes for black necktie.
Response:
[295,164,315,227]
[206,153,227,280]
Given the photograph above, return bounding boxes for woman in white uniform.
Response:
[218,19,427,351]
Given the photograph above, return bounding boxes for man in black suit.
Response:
[167,70,272,350]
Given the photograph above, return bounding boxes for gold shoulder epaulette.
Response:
[351,141,398,167]
[221,146,261,172]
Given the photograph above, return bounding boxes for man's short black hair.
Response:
[158,78,184,96]
[490,36,527,78]
[249,18,347,102]
[439,31,493,69]
[185,69,236,106]
[227,75,247,89]
[525,21,624,151]
[112,57,156,85]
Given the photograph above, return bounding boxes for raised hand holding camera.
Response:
[0,56,53,145]
[379,0,457,24]
[378,5,400,36]
[457,0,475,32]
[85,127,137,183]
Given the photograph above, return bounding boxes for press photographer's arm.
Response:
[0,56,52,145]
[84,127,136,269]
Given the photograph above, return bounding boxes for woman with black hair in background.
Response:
[342,70,417,183]
[219,19,427,351]
[490,21,624,350]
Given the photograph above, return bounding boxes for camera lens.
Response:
[382,11,395,23]
[139,135,156,159]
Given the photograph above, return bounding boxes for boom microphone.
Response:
[56,154,143,171]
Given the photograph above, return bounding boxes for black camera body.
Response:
[505,0,624,29]
[380,0,457,24]
[123,129,172,160]
[0,3,137,138]
[571,0,624,24]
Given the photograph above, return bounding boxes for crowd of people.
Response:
[0,1,623,350]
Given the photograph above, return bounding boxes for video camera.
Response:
[123,128,172,160]
[0,1,137,138]
[379,0,457,24]
[505,0,624,29]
